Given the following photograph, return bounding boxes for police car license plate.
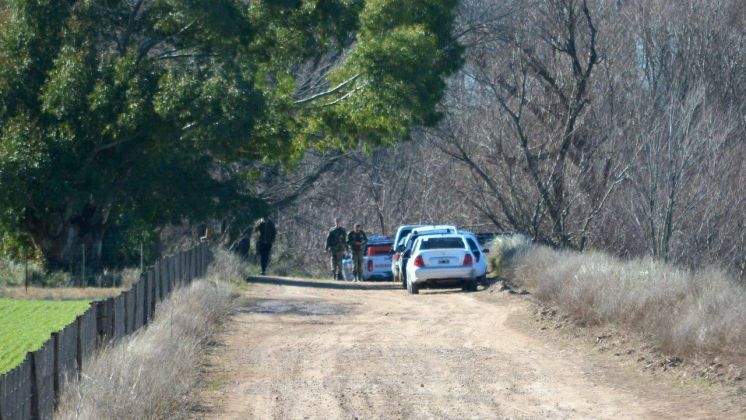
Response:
[438,258,449,264]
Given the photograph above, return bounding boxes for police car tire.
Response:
[407,277,419,295]
[462,280,477,292]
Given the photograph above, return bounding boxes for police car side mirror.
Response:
[482,248,490,254]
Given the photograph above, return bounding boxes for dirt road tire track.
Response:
[195,276,745,419]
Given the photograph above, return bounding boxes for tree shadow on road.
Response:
[247,276,402,291]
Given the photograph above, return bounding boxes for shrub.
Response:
[0,257,47,287]
[510,246,746,357]
[206,247,252,284]
[56,248,244,419]
[486,233,533,275]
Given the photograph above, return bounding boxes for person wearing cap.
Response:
[347,223,368,282]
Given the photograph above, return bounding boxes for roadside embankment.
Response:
[491,236,746,364]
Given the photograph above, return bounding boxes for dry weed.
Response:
[0,287,122,301]
[206,247,251,284]
[486,233,532,275]
[509,246,746,357]
[56,248,244,419]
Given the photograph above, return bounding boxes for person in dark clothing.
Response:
[347,224,368,281]
[254,217,277,275]
[325,217,347,280]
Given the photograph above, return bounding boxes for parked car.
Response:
[390,225,423,280]
[390,224,425,279]
[459,230,489,284]
[395,225,458,288]
[404,234,478,294]
[362,236,394,281]
[392,225,426,254]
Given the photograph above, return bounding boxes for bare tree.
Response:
[242,0,746,279]
[428,0,631,249]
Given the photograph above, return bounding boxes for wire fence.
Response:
[0,243,212,420]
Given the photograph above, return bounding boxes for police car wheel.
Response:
[407,277,419,295]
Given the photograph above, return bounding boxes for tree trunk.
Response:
[24,207,106,274]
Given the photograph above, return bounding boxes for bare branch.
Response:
[293,73,361,105]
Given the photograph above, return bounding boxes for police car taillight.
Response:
[414,255,425,267]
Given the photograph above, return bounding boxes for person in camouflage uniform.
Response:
[347,223,368,281]
[254,217,277,275]
[325,218,347,280]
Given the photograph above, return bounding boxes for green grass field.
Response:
[0,298,91,375]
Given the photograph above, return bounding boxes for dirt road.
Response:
[196,277,744,419]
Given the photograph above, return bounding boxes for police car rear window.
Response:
[420,238,465,250]
[367,244,392,256]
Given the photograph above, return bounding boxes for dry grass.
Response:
[0,287,122,301]
[506,246,746,357]
[56,248,245,419]
[206,247,252,284]
[486,233,532,275]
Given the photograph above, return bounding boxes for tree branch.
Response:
[293,73,361,105]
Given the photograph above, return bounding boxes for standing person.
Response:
[325,218,347,280]
[347,223,368,282]
[254,217,277,275]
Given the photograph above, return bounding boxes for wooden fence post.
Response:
[51,332,59,408]
[169,256,175,291]
[174,253,180,288]
[134,278,144,330]
[76,307,96,378]
[75,316,83,380]
[155,261,163,304]
[30,340,54,419]
[160,260,169,298]
[198,245,203,276]
[96,299,114,345]
[147,269,155,322]
[113,295,125,341]
[194,247,199,278]
[1,355,33,419]
[123,289,131,334]
[190,248,196,281]
[183,250,189,283]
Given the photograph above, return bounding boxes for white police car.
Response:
[362,236,394,281]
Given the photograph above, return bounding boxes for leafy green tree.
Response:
[0,0,461,270]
